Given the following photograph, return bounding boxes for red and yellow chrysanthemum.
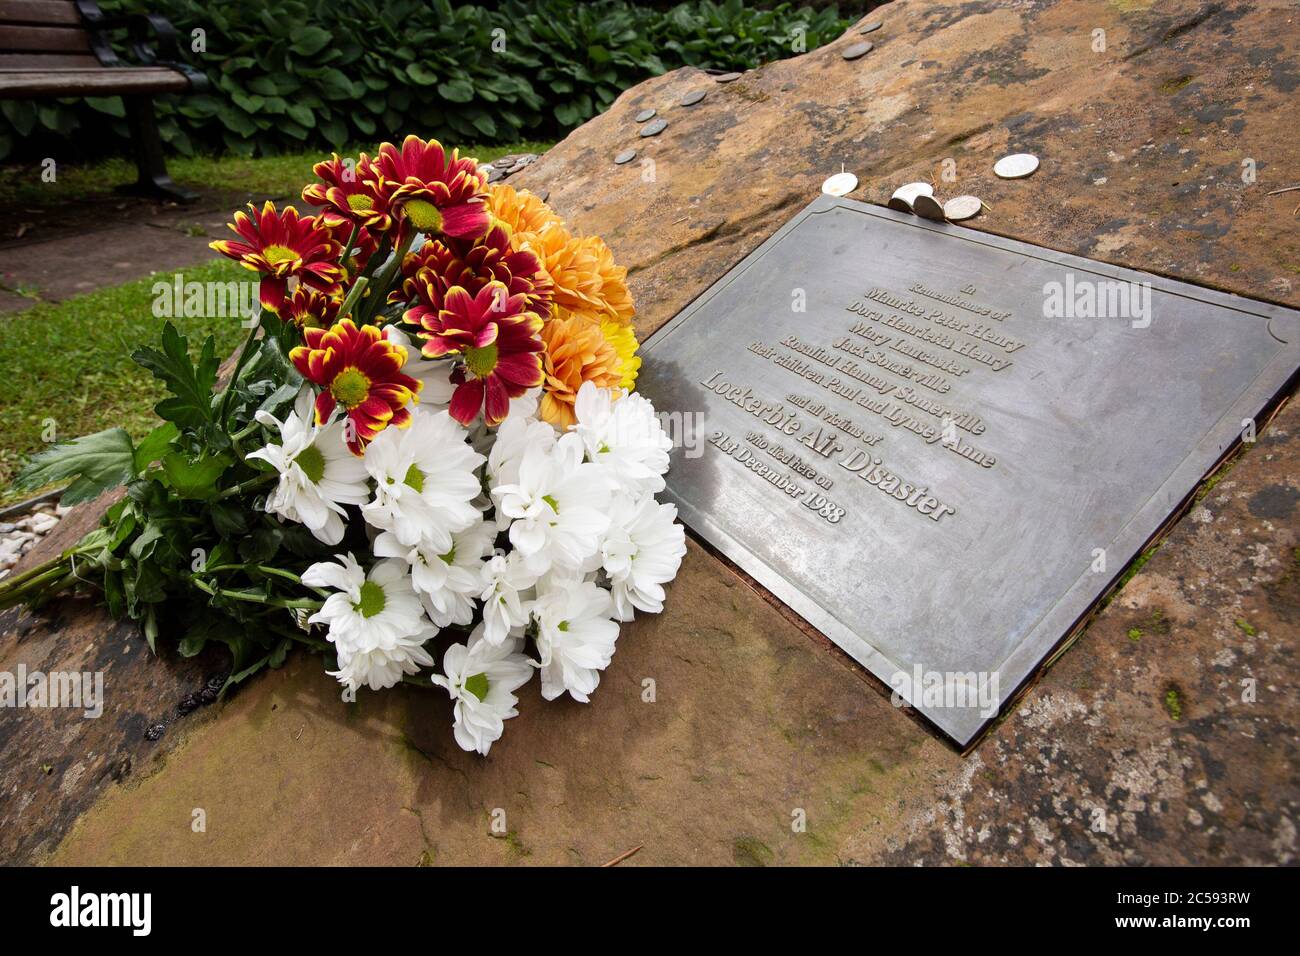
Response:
[289,319,421,454]
[372,135,490,242]
[397,224,551,321]
[417,281,544,426]
[210,202,344,314]
[303,153,394,235]
[282,286,342,331]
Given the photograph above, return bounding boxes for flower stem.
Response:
[218,472,276,499]
[189,576,322,610]
[360,231,414,324]
[216,316,265,429]
[339,223,360,276]
[337,276,369,322]
[0,554,81,609]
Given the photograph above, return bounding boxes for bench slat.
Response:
[0,52,100,69]
[0,67,190,97]
[0,0,80,26]
[0,24,91,52]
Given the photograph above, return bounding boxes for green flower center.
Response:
[440,545,456,565]
[403,463,425,492]
[464,672,489,701]
[262,244,299,266]
[330,366,371,409]
[542,494,559,513]
[404,199,444,233]
[346,193,374,212]
[463,343,499,379]
[355,580,386,618]
[293,444,326,483]
[558,620,569,632]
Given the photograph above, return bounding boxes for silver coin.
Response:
[634,108,657,123]
[614,149,637,165]
[943,195,983,221]
[639,118,667,137]
[887,181,934,212]
[715,72,742,83]
[842,41,873,60]
[912,194,947,221]
[821,171,859,197]
[860,21,882,34]
[994,153,1040,178]
[680,89,707,107]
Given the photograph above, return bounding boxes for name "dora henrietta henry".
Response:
[836,449,956,522]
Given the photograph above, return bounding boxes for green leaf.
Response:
[437,78,475,103]
[286,103,314,127]
[292,26,332,56]
[13,428,135,505]
[161,450,233,500]
[134,422,180,473]
[132,322,219,431]
[406,63,439,86]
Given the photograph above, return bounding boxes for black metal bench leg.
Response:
[117,95,198,203]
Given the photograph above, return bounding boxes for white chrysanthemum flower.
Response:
[373,519,495,627]
[361,406,485,551]
[530,577,619,702]
[300,554,423,665]
[247,389,369,544]
[431,625,534,755]
[602,495,687,621]
[329,620,437,692]
[478,551,536,646]
[572,382,672,494]
[385,326,454,406]
[491,432,610,574]
[486,414,557,522]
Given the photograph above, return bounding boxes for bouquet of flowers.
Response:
[1,135,686,755]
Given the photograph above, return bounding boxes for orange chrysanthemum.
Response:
[584,234,634,326]
[538,308,624,429]
[526,227,633,326]
[487,183,562,240]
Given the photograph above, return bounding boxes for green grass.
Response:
[1,141,556,206]
[0,259,249,504]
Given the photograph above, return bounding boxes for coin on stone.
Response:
[860,21,882,34]
[943,195,983,221]
[715,72,742,83]
[912,194,947,221]
[639,118,667,137]
[614,149,637,165]
[680,89,707,107]
[634,108,656,123]
[887,181,934,213]
[994,153,1040,178]
[821,172,859,196]
[842,41,873,60]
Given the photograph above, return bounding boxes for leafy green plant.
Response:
[0,0,849,161]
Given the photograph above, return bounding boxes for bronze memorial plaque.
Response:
[637,195,1300,746]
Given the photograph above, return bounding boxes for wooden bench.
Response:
[0,0,208,201]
